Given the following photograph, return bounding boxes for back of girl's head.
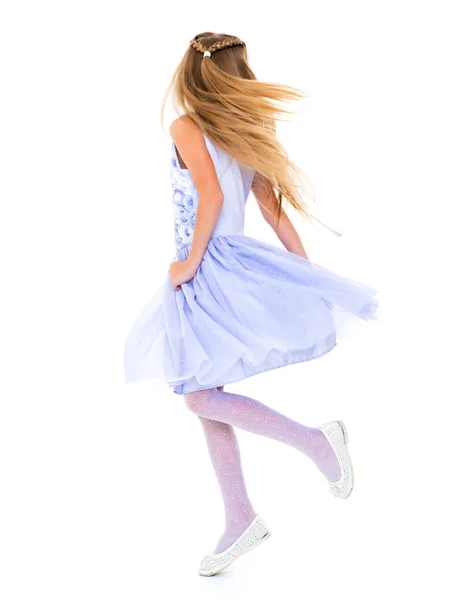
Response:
[186,32,255,81]
[161,31,315,221]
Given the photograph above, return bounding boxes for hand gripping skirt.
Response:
[123,234,379,395]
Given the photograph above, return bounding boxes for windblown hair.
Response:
[161,31,316,223]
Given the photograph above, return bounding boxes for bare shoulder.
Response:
[168,116,220,193]
[169,114,204,144]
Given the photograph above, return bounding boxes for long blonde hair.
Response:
[161,31,316,224]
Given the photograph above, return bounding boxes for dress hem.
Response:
[170,337,338,396]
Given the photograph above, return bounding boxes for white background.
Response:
[1,1,448,598]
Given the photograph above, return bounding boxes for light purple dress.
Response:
[123,132,378,395]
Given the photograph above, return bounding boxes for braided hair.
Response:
[190,35,245,55]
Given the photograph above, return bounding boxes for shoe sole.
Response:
[336,419,354,498]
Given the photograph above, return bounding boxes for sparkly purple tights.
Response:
[184,386,341,554]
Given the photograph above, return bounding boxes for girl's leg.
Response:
[197,399,258,554]
[185,386,341,482]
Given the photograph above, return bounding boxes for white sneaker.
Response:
[318,420,354,499]
[198,514,271,576]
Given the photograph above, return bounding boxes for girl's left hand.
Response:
[168,259,199,291]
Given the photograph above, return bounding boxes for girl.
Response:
[123,32,378,577]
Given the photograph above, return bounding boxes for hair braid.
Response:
[208,37,244,53]
[189,38,208,53]
[189,35,244,55]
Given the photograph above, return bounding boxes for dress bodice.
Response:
[170,132,254,250]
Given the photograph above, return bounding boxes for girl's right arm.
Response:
[251,173,309,260]
[169,116,225,269]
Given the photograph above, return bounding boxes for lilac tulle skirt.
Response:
[123,234,379,395]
